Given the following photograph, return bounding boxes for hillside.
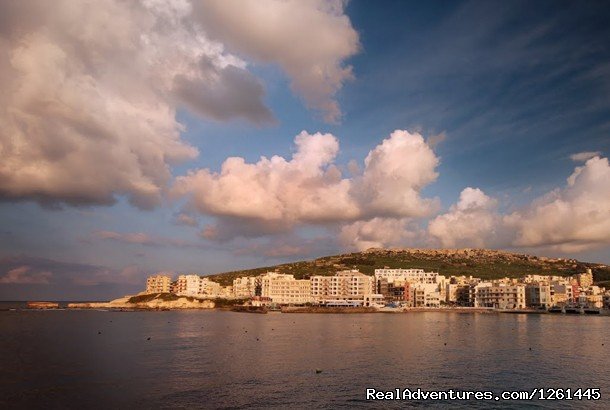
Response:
[206,248,610,286]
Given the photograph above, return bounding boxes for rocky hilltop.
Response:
[207,248,610,286]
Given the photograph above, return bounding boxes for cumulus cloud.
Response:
[339,217,423,251]
[506,156,610,252]
[193,0,360,122]
[428,187,500,248]
[355,130,440,218]
[0,0,358,208]
[425,156,610,253]
[173,129,440,240]
[570,151,602,162]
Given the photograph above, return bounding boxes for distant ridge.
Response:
[206,248,610,286]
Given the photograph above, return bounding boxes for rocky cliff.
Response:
[68,293,215,309]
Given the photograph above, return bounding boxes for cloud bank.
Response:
[173,129,441,240]
[193,0,360,122]
[0,255,149,299]
[0,0,359,208]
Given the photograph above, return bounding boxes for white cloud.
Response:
[0,0,358,208]
[355,130,440,218]
[570,151,602,162]
[192,0,360,122]
[425,156,610,254]
[339,217,422,251]
[428,187,499,248]
[506,156,610,252]
[173,129,440,240]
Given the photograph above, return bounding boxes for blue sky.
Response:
[1,0,609,299]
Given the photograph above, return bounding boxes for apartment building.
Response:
[199,277,222,296]
[233,276,259,298]
[175,274,200,296]
[474,283,526,309]
[260,272,312,305]
[409,283,441,307]
[550,281,576,305]
[311,270,375,304]
[374,268,439,284]
[577,269,594,289]
[146,274,172,294]
[525,283,552,308]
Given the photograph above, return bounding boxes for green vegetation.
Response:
[205,248,610,286]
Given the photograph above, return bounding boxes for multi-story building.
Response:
[146,274,172,294]
[374,268,439,284]
[199,277,222,296]
[445,283,473,305]
[260,272,312,305]
[173,274,223,297]
[577,269,593,289]
[387,280,410,302]
[550,281,575,305]
[175,274,200,296]
[525,283,552,308]
[233,276,260,298]
[311,270,375,305]
[409,283,441,307]
[474,283,526,309]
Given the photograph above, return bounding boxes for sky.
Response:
[1,0,610,300]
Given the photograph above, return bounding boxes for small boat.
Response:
[584,307,601,315]
[548,306,563,314]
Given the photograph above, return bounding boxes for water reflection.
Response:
[1,311,608,409]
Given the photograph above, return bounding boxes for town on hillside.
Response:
[144,268,610,313]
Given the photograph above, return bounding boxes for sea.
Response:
[1,303,609,409]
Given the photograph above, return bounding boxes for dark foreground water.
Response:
[1,309,609,409]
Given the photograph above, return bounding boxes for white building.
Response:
[474,283,526,309]
[525,283,552,308]
[233,276,259,298]
[199,277,222,296]
[311,270,375,305]
[374,268,440,284]
[176,274,200,296]
[175,274,223,298]
[146,274,172,294]
[260,272,312,305]
[410,283,441,307]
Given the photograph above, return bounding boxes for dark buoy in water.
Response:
[98,331,101,335]
[315,369,322,374]
[529,347,532,351]
[147,337,151,340]
[443,342,447,346]
[256,338,260,341]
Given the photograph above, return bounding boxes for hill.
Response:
[206,248,610,286]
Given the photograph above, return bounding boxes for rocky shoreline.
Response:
[68,294,215,310]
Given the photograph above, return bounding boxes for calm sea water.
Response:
[1,308,609,409]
